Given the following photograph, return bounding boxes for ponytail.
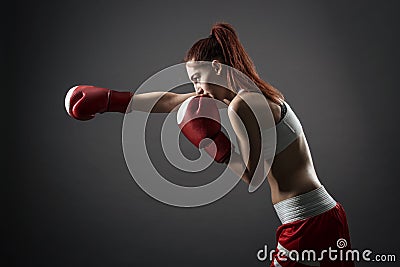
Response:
[185,22,284,104]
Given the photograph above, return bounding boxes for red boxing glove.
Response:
[65,85,133,120]
[177,95,232,163]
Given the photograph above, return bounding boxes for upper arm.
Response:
[227,93,273,185]
[227,96,262,180]
[169,92,197,112]
[132,92,196,113]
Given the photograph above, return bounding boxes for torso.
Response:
[228,91,321,204]
[266,99,321,204]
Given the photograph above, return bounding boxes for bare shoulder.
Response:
[229,92,282,125]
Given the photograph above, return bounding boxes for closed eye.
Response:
[190,73,200,83]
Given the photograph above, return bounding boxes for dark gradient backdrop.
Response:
[6,1,400,266]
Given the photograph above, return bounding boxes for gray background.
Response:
[6,0,400,266]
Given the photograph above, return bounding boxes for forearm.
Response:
[224,150,266,186]
[224,151,252,184]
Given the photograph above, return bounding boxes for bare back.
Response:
[265,100,321,204]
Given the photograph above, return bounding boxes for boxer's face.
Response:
[186,60,231,101]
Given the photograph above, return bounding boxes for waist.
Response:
[273,185,337,225]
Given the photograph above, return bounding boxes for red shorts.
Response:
[271,187,355,267]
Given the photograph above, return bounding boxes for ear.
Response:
[211,60,222,75]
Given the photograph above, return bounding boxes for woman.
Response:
[65,23,354,267]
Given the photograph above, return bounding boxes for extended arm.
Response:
[65,85,196,120]
[131,91,196,113]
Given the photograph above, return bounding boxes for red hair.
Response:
[184,22,284,104]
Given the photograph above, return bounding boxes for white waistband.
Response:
[273,186,337,225]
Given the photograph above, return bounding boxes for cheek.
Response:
[203,83,212,90]
[205,84,220,95]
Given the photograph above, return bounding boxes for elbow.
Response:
[242,169,267,189]
[241,170,252,184]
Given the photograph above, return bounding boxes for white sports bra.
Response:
[236,89,304,159]
[270,100,304,154]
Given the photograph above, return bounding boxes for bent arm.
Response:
[130,92,197,113]
[225,94,271,187]
[224,115,264,185]
[224,150,254,184]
